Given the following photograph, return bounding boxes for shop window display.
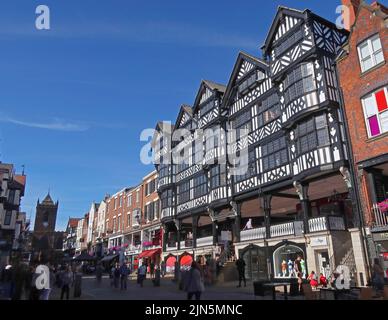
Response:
[273,244,306,278]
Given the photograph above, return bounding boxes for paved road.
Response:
[49,276,303,300]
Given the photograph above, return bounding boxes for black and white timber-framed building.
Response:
[153,6,369,285]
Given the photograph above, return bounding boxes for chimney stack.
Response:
[341,0,362,30]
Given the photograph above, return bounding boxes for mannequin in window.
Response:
[242,219,253,231]
[282,260,287,277]
[288,259,294,278]
[300,258,307,278]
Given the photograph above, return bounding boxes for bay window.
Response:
[284,62,315,105]
[362,87,388,138]
[262,137,288,171]
[231,109,252,140]
[296,114,330,154]
[210,165,227,189]
[194,174,207,198]
[235,149,256,182]
[177,181,190,205]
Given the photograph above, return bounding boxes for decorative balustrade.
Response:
[372,203,388,228]
[308,216,346,232]
[240,227,266,242]
[196,236,213,247]
[270,222,295,238]
[308,217,327,232]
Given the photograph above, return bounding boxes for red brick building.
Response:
[105,188,130,248]
[337,0,388,272]
[140,171,162,264]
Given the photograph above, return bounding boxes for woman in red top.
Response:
[308,271,319,289]
[319,273,328,287]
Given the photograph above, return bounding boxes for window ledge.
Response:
[360,61,386,78]
[366,131,388,143]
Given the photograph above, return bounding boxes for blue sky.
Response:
[0,0,345,230]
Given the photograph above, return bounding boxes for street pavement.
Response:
[49,275,303,300]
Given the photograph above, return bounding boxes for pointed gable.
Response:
[223,52,271,115]
[263,6,306,56]
[193,80,226,113]
[175,105,193,129]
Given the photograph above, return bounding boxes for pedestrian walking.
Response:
[39,265,55,300]
[184,261,204,300]
[120,263,129,290]
[60,266,72,300]
[235,257,246,287]
[110,265,115,287]
[150,261,155,279]
[372,258,385,297]
[73,268,82,298]
[96,263,103,283]
[160,261,166,278]
[138,263,147,288]
[113,263,120,289]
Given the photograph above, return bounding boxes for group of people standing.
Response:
[0,260,82,301]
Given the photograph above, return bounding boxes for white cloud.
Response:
[1,116,89,132]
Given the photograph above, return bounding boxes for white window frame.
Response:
[357,34,384,73]
[361,86,388,138]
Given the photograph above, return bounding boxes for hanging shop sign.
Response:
[310,236,328,247]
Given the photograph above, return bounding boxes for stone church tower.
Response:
[33,193,58,233]
[32,193,63,258]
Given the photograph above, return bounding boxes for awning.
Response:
[73,252,97,262]
[180,255,193,266]
[166,256,177,267]
[138,248,161,259]
[100,254,119,262]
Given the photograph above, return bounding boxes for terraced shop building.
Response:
[153,6,369,286]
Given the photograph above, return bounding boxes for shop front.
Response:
[372,231,388,279]
[238,241,306,281]
[138,248,162,267]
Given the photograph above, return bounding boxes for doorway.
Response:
[241,245,268,281]
[315,250,330,278]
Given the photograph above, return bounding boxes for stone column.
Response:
[294,181,310,234]
[230,201,242,243]
[175,219,181,250]
[162,226,168,252]
[262,194,272,239]
[192,215,199,249]
[212,221,218,246]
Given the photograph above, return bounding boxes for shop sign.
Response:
[310,236,327,247]
[372,232,388,242]
[125,250,140,256]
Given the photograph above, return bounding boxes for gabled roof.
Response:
[175,104,193,129]
[152,121,175,149]
[68,218,80,228]
[222,51,269,108]
[203,80,226,93]
[193,80,226,113]
[262,6,307,55]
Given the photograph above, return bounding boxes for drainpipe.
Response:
[332,60,372,284]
